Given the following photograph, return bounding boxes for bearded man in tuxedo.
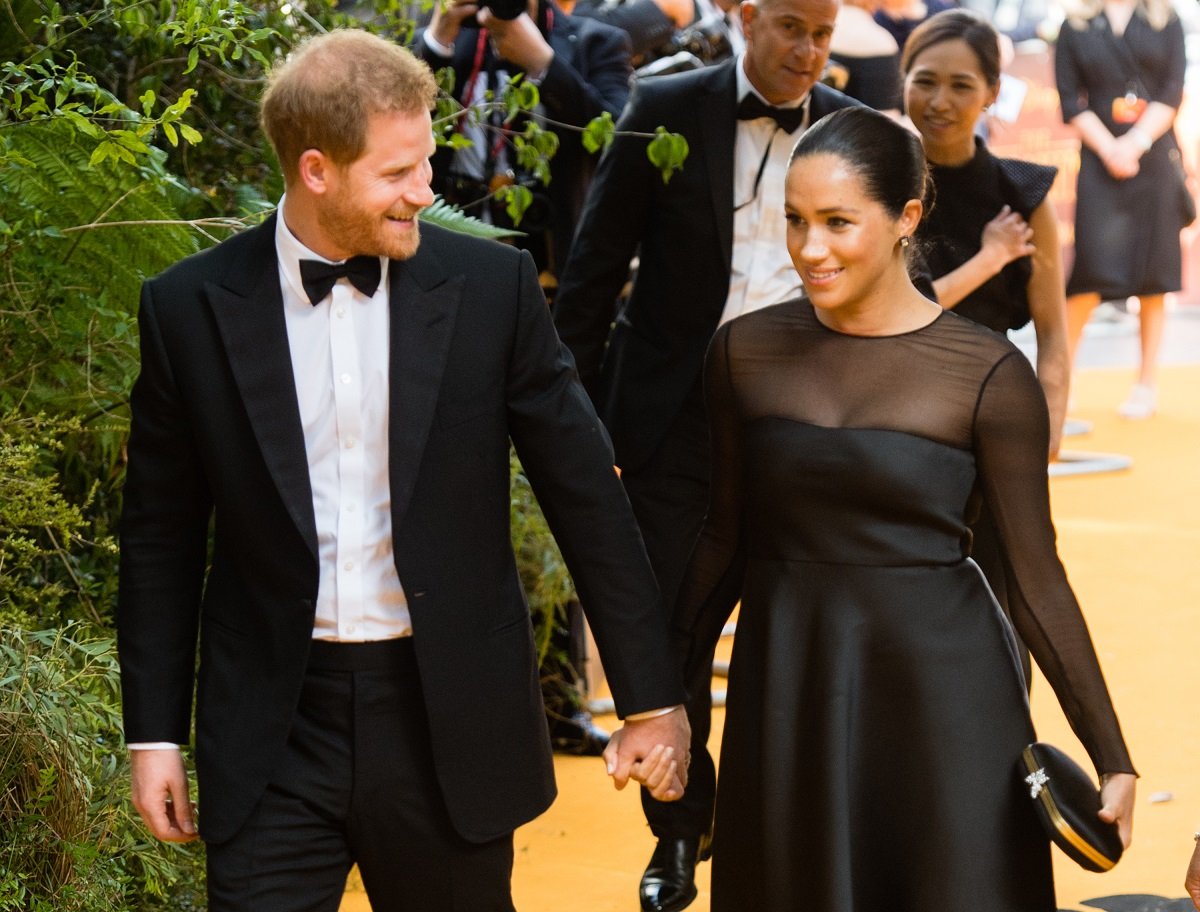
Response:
[118,29,689,912]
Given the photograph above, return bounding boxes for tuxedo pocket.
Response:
[490,612,533,636]
[200,612,251,641]
[436,397,493,429]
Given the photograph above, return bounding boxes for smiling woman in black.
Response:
[673,107,1135,911]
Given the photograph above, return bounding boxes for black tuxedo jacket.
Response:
[117,216,684,845]
[415,8,631,276]
[553,61,859,472]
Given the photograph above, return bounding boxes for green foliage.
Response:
[581,110,616,155]
[647,126,690,184]
[509,452,576,667]
[430,67,691,226]
[422,195,523,240]
[0,415,113,630]
[0,625,205,911]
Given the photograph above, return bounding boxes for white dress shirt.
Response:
[275,203,411,642]
[722,56,809,325]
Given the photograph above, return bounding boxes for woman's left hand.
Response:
[1098,772,1137,848]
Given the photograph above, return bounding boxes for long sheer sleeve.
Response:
[973,351,1135,776]
[671,323,747,686]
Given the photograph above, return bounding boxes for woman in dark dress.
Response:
[904,9,1069,459]
[902,11,1068,671]
[672,107,1135,911]
[1054,0,1188,419]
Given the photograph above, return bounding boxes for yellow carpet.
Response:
[343,363,1200,911]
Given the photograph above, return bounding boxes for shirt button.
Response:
[346,624,357,635]
[335,307,346,318]
[345,437,356,449]
[345,502,357,512]
[340,373,352,385]
[344,561,355,571]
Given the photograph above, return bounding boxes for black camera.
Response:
[478,0,527,20]
[635,14,733,76]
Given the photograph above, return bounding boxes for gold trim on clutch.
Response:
[1021,748,1116,872]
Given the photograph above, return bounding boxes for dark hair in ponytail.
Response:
[789,107,932,222]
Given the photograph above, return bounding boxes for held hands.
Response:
[1098,771,1136,849]
[980,205,1035,272]
[129,748,198,842]
[603,707,691,802]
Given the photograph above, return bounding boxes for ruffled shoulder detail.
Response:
[995,155,1058,214]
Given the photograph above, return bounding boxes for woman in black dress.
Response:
[1054,0,1188,419]
[673,107,1135,911]
[904,9,1069,459]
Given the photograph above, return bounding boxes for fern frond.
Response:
[421,195,524,240]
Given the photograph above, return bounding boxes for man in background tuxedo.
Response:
[553,0,857,907]
[118,29,689,912]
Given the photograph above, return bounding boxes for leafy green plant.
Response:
[0,625,205,911]
[0,414,113,630]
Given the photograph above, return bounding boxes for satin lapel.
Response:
[206,217,318,560]
[386,237,464,532]
[705,62,739,269]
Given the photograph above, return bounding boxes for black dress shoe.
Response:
[639,835,711,912]
[549,709,611,756]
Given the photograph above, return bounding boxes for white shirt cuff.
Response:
[128,742,183,750]
[626,704,684,721]
[423,30,456,59]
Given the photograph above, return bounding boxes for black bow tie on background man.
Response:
[299,255,382,306]
[736,94,807,133]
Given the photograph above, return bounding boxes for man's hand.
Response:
[130,748,198,842]
[603,707,691,802]
[477,10,555,74]
[430,0,482,51]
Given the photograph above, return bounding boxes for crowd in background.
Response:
[397,0,1195,908]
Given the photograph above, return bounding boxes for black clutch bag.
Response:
[1019,742,1123,872]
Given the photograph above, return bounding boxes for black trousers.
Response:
[205,638,515,912]
[621,390,718,842]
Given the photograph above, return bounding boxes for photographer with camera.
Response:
[416,0,632,284]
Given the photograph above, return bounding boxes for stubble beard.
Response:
[318,193,423,262]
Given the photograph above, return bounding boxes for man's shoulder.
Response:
[418,221,522,260]
[411,221,527,283]
[810,82,863,117]
[556,7,630,46]
[147,214,272,291]
[632,57,736,105]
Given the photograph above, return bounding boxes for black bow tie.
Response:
[736,94,807,133]
[298,255,382,306]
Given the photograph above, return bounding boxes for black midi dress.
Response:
[1054,10,1188,299]
[673,301,1134,911]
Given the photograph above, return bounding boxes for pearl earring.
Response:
[899,236,911,248]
